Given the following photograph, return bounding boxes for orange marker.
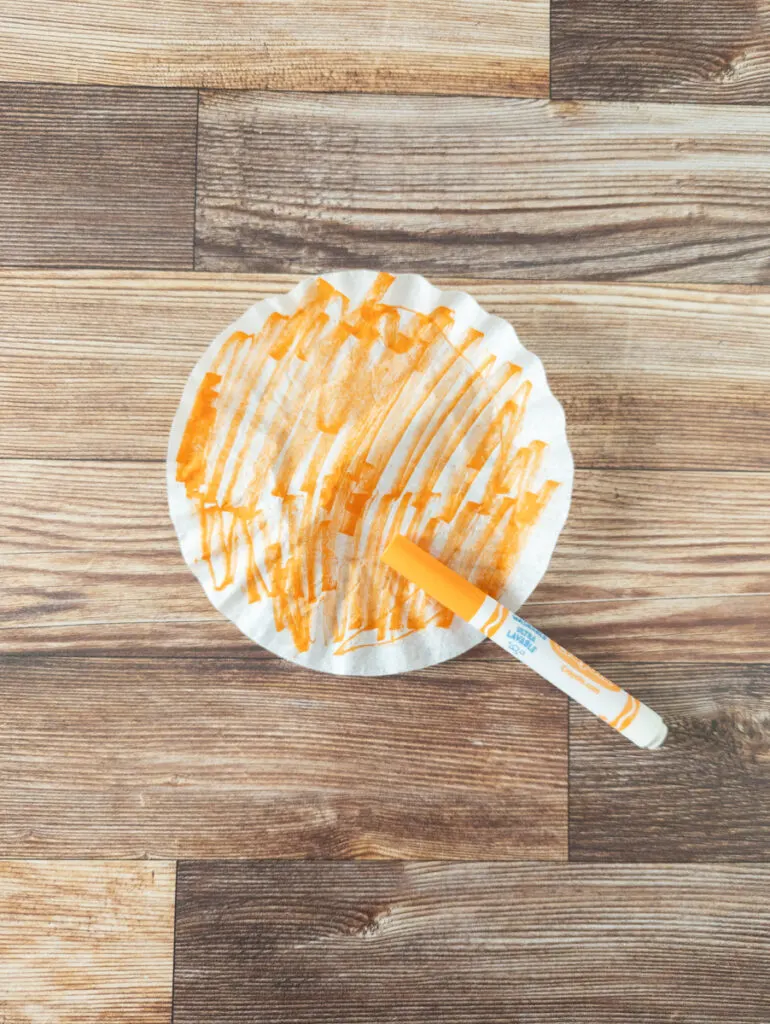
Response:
[382,536,667,749]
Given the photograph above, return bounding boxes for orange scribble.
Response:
[177,273,559,655]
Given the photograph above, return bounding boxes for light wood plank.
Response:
[173,861,770,1024]
[1,546,767,659]
[555,470,770,599]
[4,463,768,595]
[569,663,770,861]
[196,92,770,282]
[552,0,770,104]
[0,655,566,859]
[2,272,767,659]
[530,594,770,662]
[0,860,175,1024]
[1,461,768,655]
[2,272,769,468]
[0,86,197,268]
[0,1,548,96]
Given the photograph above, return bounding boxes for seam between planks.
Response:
[170,860,180,1024]
[567,696,571,862]
[2,459,769,474]
[192,91,200,272]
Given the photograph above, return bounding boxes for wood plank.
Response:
[2,272,766,659]
[1,545,768,658]
[1,461,768,658]
[0,1,548,97]
[2,272,770,468]
[529,594,770,662]
[569,663,770,862]
[554,471,770,600]
[0,860,175,1024]
[5,463,769,597]
[173,861,770,1024]
[196,92,770,282]
[4,462,765,598]
[0,655,566,859]
[0,86,196,268]
[552,0,770,104]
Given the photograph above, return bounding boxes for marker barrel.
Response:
[469,596,667,749]
[382,535,667,749]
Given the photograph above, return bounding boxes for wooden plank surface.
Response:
[0,86,197,269]
[0,655,566,859]
[1,460,768,661]
[0,1,548,97]
[2,272,767,659]
[173,861,770,1023]
[0,860,175,1023]
[552,0,770,104]
[569,663,770,862]
[2,574,769,660]
[196,92,770,282]
[4,461,768,597]
[2,272,770,468]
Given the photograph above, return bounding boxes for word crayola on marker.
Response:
[382,535,668,749]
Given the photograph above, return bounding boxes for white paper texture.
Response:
[168,270,574,675]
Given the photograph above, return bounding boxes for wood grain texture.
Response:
[2,570,769,660]
[173,861,770,1024]
[1,460,768,661]
[2,272,770,468]
[196,92,770,282]
[569,664,770,862]
[0,86,196,268]
[552,0,770,104]
[0,1,548,96]
[0,655,565,859]
[4,462,769,597]
[2,273,768,660]
[0,860,175,1023]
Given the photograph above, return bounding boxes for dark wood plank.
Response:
[552,0,770,104]
[0,86,196,268]
[569,663,770,862]
[2,273,770,468]
[0,655,566,859]
[0,860,175,1023]
[173,861,770,1024]
[0,1,548,97]
[196,92,770,282]
[2,461,768,660]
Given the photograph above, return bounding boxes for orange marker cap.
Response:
[381,535,488,623]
